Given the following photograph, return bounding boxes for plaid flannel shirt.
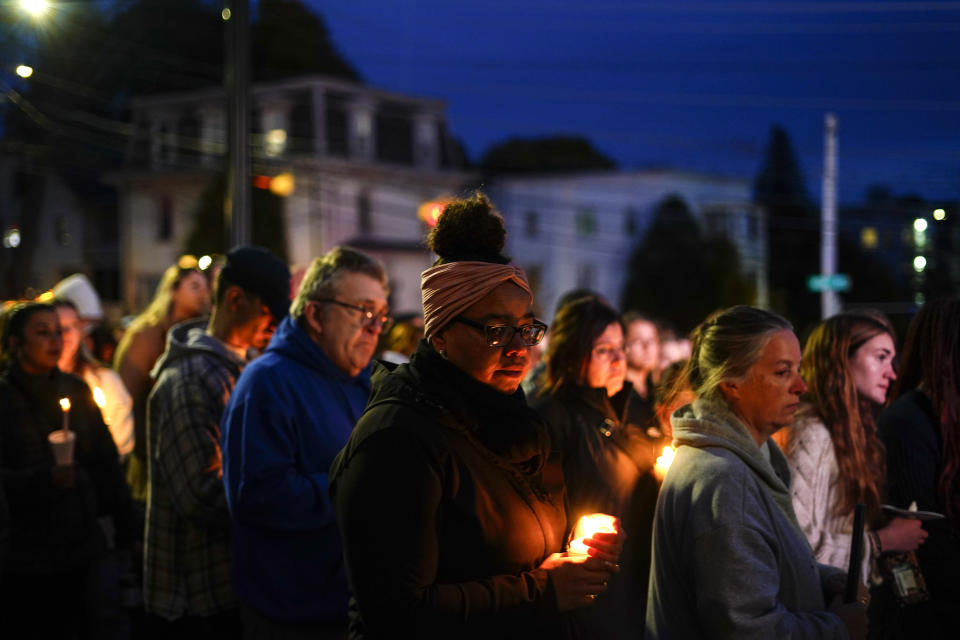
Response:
[143,326,243,620]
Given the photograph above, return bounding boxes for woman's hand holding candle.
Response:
[569,513,624,565]
[581,529,625,565]
[540,552,615,612]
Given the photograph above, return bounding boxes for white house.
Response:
[111,74,472,315]
[487,170,768,321]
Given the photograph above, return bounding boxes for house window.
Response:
[577,263,595,289]
[357,190,372,234]
[56,216,71,246]
[158,195,173,241]
[524,210,539,238]
[624,208,638,236]
[746,213,760,243]
[575,207,597,237]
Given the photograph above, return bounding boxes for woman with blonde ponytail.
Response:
[647,306,864,639]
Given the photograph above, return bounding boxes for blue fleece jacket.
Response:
[221,315,372,623]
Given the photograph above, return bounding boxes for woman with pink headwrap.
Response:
[330,194,621,639]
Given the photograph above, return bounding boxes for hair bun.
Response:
[427,193,509,264]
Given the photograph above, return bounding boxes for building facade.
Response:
[113,74,471,315]
[487,170,768,321]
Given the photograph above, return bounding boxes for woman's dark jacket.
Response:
[534,381,667,639]
[329,342,569,639]
[874,389,960,637]
[0,363,136,577]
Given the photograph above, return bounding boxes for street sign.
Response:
[807,273,851,293]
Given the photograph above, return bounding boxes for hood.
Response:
[671,397,800,528]
[151,318,244,379]
[53,273,103,321]
[266,315,373,386]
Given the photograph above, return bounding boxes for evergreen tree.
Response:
[1,0,355,295]
[253,0,361,81]
[753,125,820,331]
[184,173,288,263]
[480,135,616,175]
[621,195,754,334]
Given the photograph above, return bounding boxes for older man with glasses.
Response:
[221,246,390,640]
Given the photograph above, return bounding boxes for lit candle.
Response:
[59,397,71,432]
[92,387,106,410]
[568,513,618,556]
[654,445,675,481]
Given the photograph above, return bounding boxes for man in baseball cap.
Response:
[142,245,289,631]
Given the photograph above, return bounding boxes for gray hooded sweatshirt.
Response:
[645,398,847,640]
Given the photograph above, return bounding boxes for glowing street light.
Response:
[913,256,927,272]
[913,218,928,233]
[19,0,51,18]
[933,208,946,221]
[15,64,33,78]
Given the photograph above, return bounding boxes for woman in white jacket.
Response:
[780,312,927,585]
[53,298,135,459]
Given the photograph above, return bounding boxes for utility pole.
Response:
[225,0,250,248]
[820,113,839,319]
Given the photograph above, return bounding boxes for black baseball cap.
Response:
[220,246,291,321]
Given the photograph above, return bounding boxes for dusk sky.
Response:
[311,0,960,205]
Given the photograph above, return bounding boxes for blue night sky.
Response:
[310,0,960,205]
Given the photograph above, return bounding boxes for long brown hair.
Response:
[799,312,893,523]
[541,297,621,394]
[892,299,960,523]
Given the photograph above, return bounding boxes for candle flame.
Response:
[92,387,106,409]
[569,513,618,555]
[59,397,71,412]
[654,445,676,481]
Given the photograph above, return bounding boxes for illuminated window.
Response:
[860,227,878,250]
[265,128,287,157]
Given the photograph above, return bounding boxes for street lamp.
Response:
[19,0,51,18]
[15,64,33,78]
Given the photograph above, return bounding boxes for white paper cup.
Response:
[48,430,76,465]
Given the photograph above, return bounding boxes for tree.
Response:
[0,0,356,296]
[184,173,288,262]
[621,195,754,334]
[753,125,820,331]
[480,135,616,175]
[253,0,361,81]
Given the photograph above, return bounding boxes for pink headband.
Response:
[421,261,532,342]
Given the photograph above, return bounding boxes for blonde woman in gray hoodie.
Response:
[646,306,865,640]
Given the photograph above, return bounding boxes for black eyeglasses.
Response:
[454,315,547,348]
[314,299,393,331]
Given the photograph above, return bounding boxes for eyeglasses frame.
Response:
[313,298,393,331]
[453,315,547,348]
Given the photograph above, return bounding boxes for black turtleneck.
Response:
[330,341,568,640]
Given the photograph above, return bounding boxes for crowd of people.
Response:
[1,191,958,640]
